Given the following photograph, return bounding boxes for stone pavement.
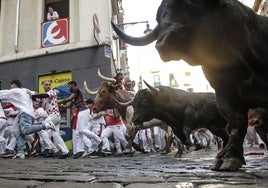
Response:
[0,145,267,188]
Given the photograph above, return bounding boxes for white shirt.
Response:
[0,103,6,118]
[47,11,59,21]
[0,88,35,118]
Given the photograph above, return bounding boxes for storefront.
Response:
[0,44,113,90]
[0,44,113,150]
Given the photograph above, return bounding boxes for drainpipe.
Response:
[14,0,20,53]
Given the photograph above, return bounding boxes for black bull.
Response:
[132,82,229,153]
[112,0,268,170]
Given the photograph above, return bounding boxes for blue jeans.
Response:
[16,113,46,154]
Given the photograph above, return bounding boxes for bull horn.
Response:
[97,68,116,83]
[111,21,159,46]
[84,81,98,95]
[113,97,134,107]
[143,80,160,93]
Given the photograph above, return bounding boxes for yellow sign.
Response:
[38,72,72,93]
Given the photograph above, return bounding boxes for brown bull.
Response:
[84,68,135,130]
[84,69,181,154]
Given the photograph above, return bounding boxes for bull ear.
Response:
[143,80,159,95]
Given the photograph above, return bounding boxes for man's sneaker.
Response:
[101,148,112,155]
[0,149,15,158]
[58,152,69,159]
[45,121,56,131]
[42,149,54,158]
[12,153,25,159]
[122,148,131,154]
[80,152,91,158]
[115,152,123,157]
[73,151,85,159]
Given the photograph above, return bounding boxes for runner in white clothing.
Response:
[0,102,7,155]
[0,80,56,159]
[42,81,69,159]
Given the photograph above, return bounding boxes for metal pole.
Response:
[14,0,20,53]
[116,21,148,27]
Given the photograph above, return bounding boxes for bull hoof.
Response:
[210,158,223,171]
[219,157,243,171]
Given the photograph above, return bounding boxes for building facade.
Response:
[0,0,123,91]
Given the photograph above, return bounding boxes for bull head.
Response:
[112,0,220,62]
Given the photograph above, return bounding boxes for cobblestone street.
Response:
[0,145,267,188]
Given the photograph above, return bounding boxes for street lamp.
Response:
[116,21,152,34]
[144,23,152,34]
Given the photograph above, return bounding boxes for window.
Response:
[44,0,69,22]
[185,71,191,77]
[153,74,161,87]
[169,73,178,87]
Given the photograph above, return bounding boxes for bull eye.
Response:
[141,99,148,106]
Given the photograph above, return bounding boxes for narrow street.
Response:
[0,144,267,188]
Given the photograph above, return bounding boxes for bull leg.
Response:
[174,141,185,158]
[126,119,162,150]
[211,94,247,171]
[255,126,268,150]
[160,126,173,154]
[125,126,139,150]
[161,135,173,154]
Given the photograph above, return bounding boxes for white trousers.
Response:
[38,130,56,151]
[0,118,7,137]
[76,109,101,153]
[45,114,69,154]
[4,125,18,151]
[101,125,128,152]
[134,129,153,151]
[153,126,166,150]
[0,136,6,154]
